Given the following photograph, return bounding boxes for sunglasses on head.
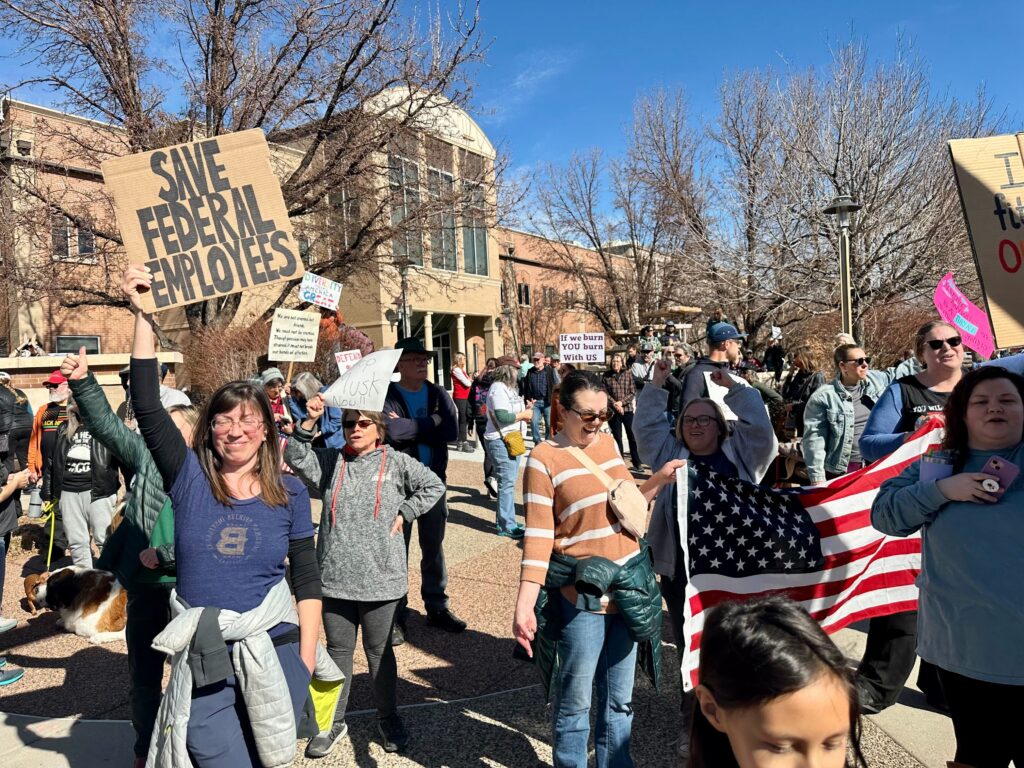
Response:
[343,418,375,430]
[926,336,962,351]
[843,356,871,366]
[570,407,612,423]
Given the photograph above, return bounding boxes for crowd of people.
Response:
[0,270,1021,768]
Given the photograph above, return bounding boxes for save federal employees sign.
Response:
[949,134,1024,348]
[101,129,304,314]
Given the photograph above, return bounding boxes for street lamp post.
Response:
[398,261,411,339]
[823,194,862,338]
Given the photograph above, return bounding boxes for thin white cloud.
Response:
[482,51,575,125]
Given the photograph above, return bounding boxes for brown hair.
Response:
[192,381,288,508]
[341,409,387,441]
[792,345,822,374]
[941,366,1024,470]
[675,397,729,447]
[914,320,957,361]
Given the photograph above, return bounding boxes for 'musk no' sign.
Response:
[102,129,304,313]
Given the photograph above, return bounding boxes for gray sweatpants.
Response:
[60,490,116,568]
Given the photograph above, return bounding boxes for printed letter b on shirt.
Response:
[216,526,249,556]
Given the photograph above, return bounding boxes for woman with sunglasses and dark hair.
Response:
[285,399,444,757]
[514,371,676,768]
[123,266,325,768]
[634,357,778,757]
[690,596,867,768]
[873,366,1024,767]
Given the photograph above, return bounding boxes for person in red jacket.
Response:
[451,353,473,453]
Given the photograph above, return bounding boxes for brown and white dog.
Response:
[29,566,127,644]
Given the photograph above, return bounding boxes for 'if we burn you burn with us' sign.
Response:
[102,129,304,313]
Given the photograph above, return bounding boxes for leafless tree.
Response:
[0,0,490,333]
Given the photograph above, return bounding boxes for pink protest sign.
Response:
[933,272,995,359]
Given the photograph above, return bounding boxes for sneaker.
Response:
[0,657,6,668]
[497,527,524,539]
[0,666,24,686]
[426,608,467,633]
[377,713,409,753]
[304,721,348,758]
[0,617,16,634]
[391,623,406,647]
[460,442,475,453]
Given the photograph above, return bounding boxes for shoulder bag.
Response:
[487,396,526,458]
[566,446,648,540]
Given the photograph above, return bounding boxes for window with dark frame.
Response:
[389,148,422,266]
[517,282,531,307]
[56,335,101,354]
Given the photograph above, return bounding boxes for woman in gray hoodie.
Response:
[285,401,444,759]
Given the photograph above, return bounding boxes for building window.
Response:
[545,344,556,357]
[328,184,360,256]
[462,181,488,276]
[428,168,457,271]
[500,281,509,307]
[56,335,101,354]
[389,152,422,266]
[522,344,534,358]
[564,289,576,307]
[542,286,557,305]
[51,214,96,263]
[517,282,531,307]
[77,227,95,257]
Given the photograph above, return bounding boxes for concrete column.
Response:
[483,317,500,359]
[423,311,435,381]
[456,313,466,356]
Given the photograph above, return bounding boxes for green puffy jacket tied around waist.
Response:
[530,541,662,699]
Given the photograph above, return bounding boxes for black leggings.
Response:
[455,398,469,443]
[938,666,1024,767]
[321,597,401,723]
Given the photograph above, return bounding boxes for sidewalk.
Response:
[0,458,952,767]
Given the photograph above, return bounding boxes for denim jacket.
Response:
[802,370,893,483]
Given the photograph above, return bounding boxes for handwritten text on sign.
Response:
[101,129,303,313]
[559,333,605,364]
[323,349,403,412]
[300,272,343,312]
[949,135,1024,347]
[933,272,995,359]
[268,309,320,362]
[335,349,363,375]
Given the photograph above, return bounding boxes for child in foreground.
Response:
[689,596,867,768]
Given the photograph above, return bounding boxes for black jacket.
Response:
[382,381,458,482]
[43,422,121,502]
[468,373,493,420]
[520,366,557,402]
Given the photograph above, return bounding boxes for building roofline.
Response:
[2,98,125,132]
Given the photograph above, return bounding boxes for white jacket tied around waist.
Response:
[147,578,341,768]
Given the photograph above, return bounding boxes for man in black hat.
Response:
[383,337,464,643]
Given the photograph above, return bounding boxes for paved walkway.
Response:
[0,454,955,767]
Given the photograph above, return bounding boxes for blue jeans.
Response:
[484,437,521,533]
[552,596,638,768]
[531,399,551,444]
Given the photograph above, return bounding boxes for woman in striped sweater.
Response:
[512,371,682,768]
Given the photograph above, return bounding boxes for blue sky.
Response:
[467,1,1005,175]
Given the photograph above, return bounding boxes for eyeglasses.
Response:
[343,419,375,430]
[682,415,715,427]
[210,415,264,434]
[570,408,612,423]
[843,357,872,366]
[926,336,962,351]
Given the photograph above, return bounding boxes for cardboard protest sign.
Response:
[102,129,303,313]
[949,134,1024,347]
[559,333,605,364]
[335,349,363,375]
[300,272,343,312]
[322,349,404,412]
[268,308,320,362]
[933,272,995,359]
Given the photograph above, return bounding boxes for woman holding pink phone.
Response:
[872,366,1024,767]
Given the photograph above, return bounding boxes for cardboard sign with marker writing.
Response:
[300,272,343,312]
[268,308,320,362]
[323,349,404,412]
[102,129,304,313]
[949,134,1024,347]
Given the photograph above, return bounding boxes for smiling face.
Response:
[699,673,851,768]
[920,323,964,373]
[210,402,267,470]
[562,388,609,448]
[681,400,723,456]
[964,377,1024,451]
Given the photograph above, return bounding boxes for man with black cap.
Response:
[383,337,463,643]
[679,322,746,411]
[660,322,681,348]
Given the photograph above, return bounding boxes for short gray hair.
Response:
[491,364,518,388]
[291,371,323,401]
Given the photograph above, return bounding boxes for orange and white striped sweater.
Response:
[521,432,640,585]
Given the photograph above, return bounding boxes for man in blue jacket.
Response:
[383,338,464,644]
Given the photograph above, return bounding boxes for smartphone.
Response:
[980,456,1020,493]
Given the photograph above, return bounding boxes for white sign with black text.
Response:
[559,333,606,364]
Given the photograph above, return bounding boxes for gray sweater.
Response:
[284,438,444,602]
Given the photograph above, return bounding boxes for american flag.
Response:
[678,420,945,689]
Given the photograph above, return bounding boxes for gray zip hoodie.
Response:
[284,437,444,602]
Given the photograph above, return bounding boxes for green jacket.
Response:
[71,373,175,588]
[531,542,662,699]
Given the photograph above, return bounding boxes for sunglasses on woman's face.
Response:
[843,356,872,366]
[570,408,612,424]
[926,336,962,351]
[342,419,374,430]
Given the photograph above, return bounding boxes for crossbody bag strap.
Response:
[566,446,616,491]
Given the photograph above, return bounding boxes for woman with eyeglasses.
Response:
[284,400,444,757]
[514,371,677,768]
[633,358,778,757]
[123,265,324,768]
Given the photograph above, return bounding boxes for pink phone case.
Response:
[980,456,1019,491]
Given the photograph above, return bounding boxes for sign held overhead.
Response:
[323,349,404,413]
[102,129,304,313]
[559,333,605,364]
[300,272,343,312]
[933,272,995,359]
[268,308,320,362]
